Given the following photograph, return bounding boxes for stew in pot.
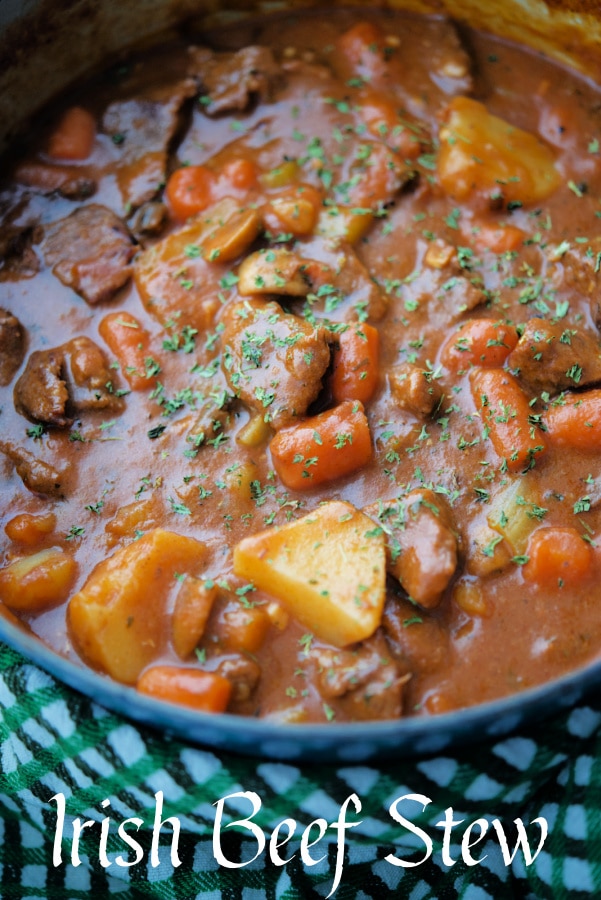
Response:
[1,9,601,723]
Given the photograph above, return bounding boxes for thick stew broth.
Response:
[1,10,601,723]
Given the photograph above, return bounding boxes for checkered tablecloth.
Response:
[0,642,600,899]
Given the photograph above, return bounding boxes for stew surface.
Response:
[2,9,601,723]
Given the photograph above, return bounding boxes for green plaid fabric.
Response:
[0,641,600,899]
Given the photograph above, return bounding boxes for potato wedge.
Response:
[233,500,386,647]
[438,97,561,205]
[68,528,207,684]
[486,475,544,556]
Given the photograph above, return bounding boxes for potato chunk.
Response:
[68,529,207,684]
[0,548,77,612]
[438,97,561,205]
[233,500,386,647]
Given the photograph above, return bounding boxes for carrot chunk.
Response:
[357,89,422,159]
[330,323,380,403]
[220,158,260,191]
[522,527,593,589]
[137,666,232,713]
[470,368,546,472]
[471,222,526,254]
[165,165,216,220]
[441,318,519,371]
[99,311,155,390]
[46,106,96,161]
[334,21,390,83]
[270,400,372,490]
[544,389,601,451]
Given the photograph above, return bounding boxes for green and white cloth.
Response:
[0,642,599,899]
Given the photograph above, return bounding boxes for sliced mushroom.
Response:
[237,248,310,297]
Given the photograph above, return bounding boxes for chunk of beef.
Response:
[221,299,331,429]
[14,336,123,427]
[290,239,389,322]
[0,308,25,385]
[189,45,279,116]
[434,273,486,318]
[508,317,601,396]
[187,393,232,448]
[426,19,473,97]
[214,654,261,704]
[388,363,443,417]
[0,224,39,278]
[57,177,96,201]
[103,79,196,209]
[559,243,600,300]
[309,633,406,720]
[14,161,97,201]
[15,346,68,427]
[365,489,459,609]
[42,204,136,305]
[0,441,64,496]
[382,597,449,675]
[319,243,389,322]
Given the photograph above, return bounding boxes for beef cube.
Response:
[215,655,261,704]
[103,79,196,209]
[426,19,474,97]
[42,204,136,305]
[382,597,449,675]
[0,308,25,385]
[436,273,487,318]
[508,317,601,395]
[14,336,123,427]
[309,633,405,720]
[221,298,331,429]
[365,489,459,609]
[189,45,280,116]
[388,363,443,417]
[0,223,40,279]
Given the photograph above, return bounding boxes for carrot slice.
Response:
[470,368,546,472]
[137,666,232,713]
[544,389,601,451]
[472,222,526,254]
[99,311,155,390]
[331,323,379,403]
[522,527,593,589]
[270,400,372,490]
[47,106,96,161]
[165,165,216,220]
[441,319,518,371]
[334,21,390,83]
[220,158,260,191]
